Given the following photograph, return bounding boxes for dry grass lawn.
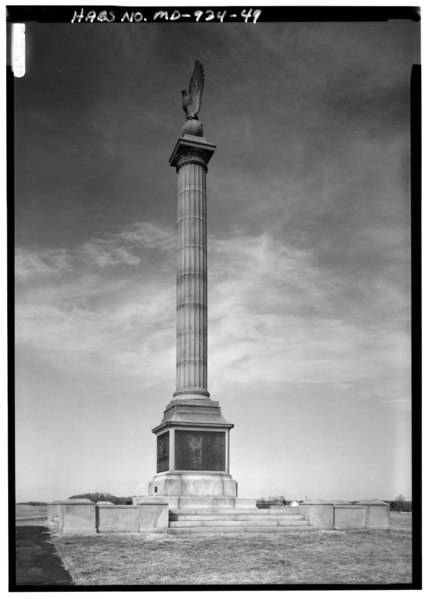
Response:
[16,505,48,524]
[52,514,412,586]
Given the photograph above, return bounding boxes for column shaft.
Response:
[175,161,208,397]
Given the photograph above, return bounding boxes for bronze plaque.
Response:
[175,430,225,471]
[156,432,169,473]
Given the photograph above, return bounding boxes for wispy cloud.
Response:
[15,222,410,407]
[379,398,411,413]
[15,221,176,281]
[79,241,140,268]
[15,248,73,281]
[116,222,176,250]
[16,271,176,384]
[15,221,177,386]
[208,231,410,402]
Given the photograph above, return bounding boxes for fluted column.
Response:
[175,157,208,397]
[169,133,216,401]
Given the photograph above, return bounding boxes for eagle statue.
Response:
[182,59,205,120]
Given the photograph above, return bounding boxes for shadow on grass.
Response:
[14,526,73,587]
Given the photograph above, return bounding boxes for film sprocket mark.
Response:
[71,8,262,24]
[12,23,26,77]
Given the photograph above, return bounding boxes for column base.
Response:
[173,390,210,400]
[153,396,233,431]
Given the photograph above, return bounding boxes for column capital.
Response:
[169,135,216,172]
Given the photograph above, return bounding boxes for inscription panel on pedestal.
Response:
[175,430,225,471]
[156,432,170,473]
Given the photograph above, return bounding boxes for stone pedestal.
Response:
[62,498,96,535]
[136,498,169,531]
[148,126,238,506]
[298,499,390,529]
[148,396,238,502]
[356,500,390,529]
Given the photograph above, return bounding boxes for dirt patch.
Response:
[14,526,73,587]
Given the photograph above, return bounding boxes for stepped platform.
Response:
[167,506,312,535]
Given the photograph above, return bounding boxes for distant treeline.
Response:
[384,497,412,512]
[69,492,133,505]
[257,496,288,506]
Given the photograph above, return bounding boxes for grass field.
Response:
[50,513,412,586]
[16,505,48,525]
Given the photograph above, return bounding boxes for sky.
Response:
[13,9,419,502]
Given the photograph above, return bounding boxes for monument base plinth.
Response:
[148,472,237,498]
[148,390,238,511]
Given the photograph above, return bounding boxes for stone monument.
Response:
[147,60,240,509]
[47,61,391,533]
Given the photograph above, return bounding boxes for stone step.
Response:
[169,519,310,528]
[257,507,301,515]
[169,508,301,516]
[170,513,304,521]
[167,525,314,535]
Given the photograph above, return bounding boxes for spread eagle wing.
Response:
[187,59,205,118]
